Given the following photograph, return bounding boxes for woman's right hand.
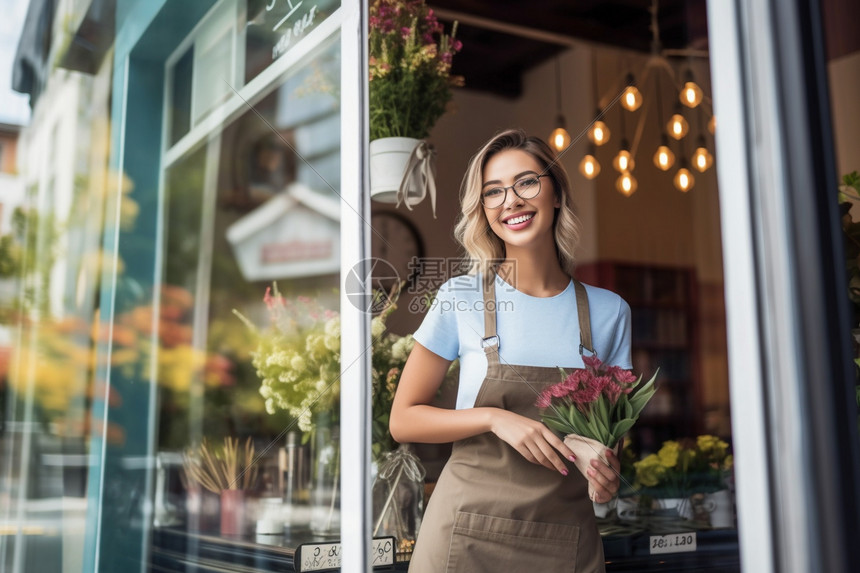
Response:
[489,409,576,475]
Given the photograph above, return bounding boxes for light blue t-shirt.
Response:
[413,272,632,410]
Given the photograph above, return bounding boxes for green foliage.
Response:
[0,206,63,317]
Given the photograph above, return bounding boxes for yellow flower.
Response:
[634,454,666,487]
[697,434,728,458]
[658,441,681,468]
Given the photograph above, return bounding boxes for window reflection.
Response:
[157,36,342,546]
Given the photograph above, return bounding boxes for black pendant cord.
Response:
[591,51,600,116]
[555,57,563,118]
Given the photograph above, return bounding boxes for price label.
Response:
[649,532,697,554]
[297,537,396,572]
[371,537,396,566]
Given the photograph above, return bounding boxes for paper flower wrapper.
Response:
[564,434,621,502]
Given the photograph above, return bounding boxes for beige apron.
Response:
[409,270,605,573]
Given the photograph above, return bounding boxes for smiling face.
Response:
[481,149,561,252]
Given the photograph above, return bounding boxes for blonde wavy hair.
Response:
[453,128,582,278]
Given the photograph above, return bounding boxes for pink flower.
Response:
[535,390,552,409]
[572,384,600,405]
[263,287,285,311]
[401,26,412,38]
[608,365,636,385]
[451,39,463,52]
[549,382,569,398]
[590,375,611,394]
[604,381,623,405]
[582,354,603,372]
[563,368,587,390]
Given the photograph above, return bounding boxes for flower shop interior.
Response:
[2,0,859,571]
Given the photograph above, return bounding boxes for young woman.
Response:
[389,129,632,572]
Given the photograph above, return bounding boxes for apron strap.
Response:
[573,280,596,357]
[481,270,500,362]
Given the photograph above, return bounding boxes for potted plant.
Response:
[182,437,259,535]
[368,0,462,215]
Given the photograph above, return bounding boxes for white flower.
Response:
[371,317,386,338]
[290,355,306,371]
[391,334,415,361]
[324,316,340,338]
[298,410,313,432]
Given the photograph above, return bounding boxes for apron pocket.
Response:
[445,511,580,572]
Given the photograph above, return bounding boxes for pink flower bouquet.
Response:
[535,356,658,500]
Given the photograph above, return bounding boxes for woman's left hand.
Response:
[586,448,621,503]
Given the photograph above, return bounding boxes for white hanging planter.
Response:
[369,137,437,217]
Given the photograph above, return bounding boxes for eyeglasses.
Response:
[480,174,549,209]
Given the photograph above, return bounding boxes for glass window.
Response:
[4,0,857,571]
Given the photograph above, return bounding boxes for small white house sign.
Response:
[226,183,340,281]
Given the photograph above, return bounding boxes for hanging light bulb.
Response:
[612,140,635,173]
[579,151,600,179]
[680,70,704,108]
[588,115,611,146]
[621,74,643,112]
[692,136,714,172]
[653,135,675,171]
[548,59,572,153]
[616,171,638,197]
[549,122,572,152]
[667,107,690,140]
[708,115,716,135]
[674,164,695,192]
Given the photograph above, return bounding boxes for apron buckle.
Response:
[481,335,500,349]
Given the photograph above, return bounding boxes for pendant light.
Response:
[654,136,676,171]
[691,110,713,172]
[679,69,704,108]
[674,164,695,192]
[613,146,635,172]
[708,115,716,135]
[652,75,675,171]
[692,143,713,172]
[587,52,610,146]
[579,145,600,179]
[667,103,689,140]
[589,118,611,146]
[673,138,695,192]
[548,58,572,152]
[621,73,643,112]
[616,171,638,196]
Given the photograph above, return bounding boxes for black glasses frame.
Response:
[481,174,551,208]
